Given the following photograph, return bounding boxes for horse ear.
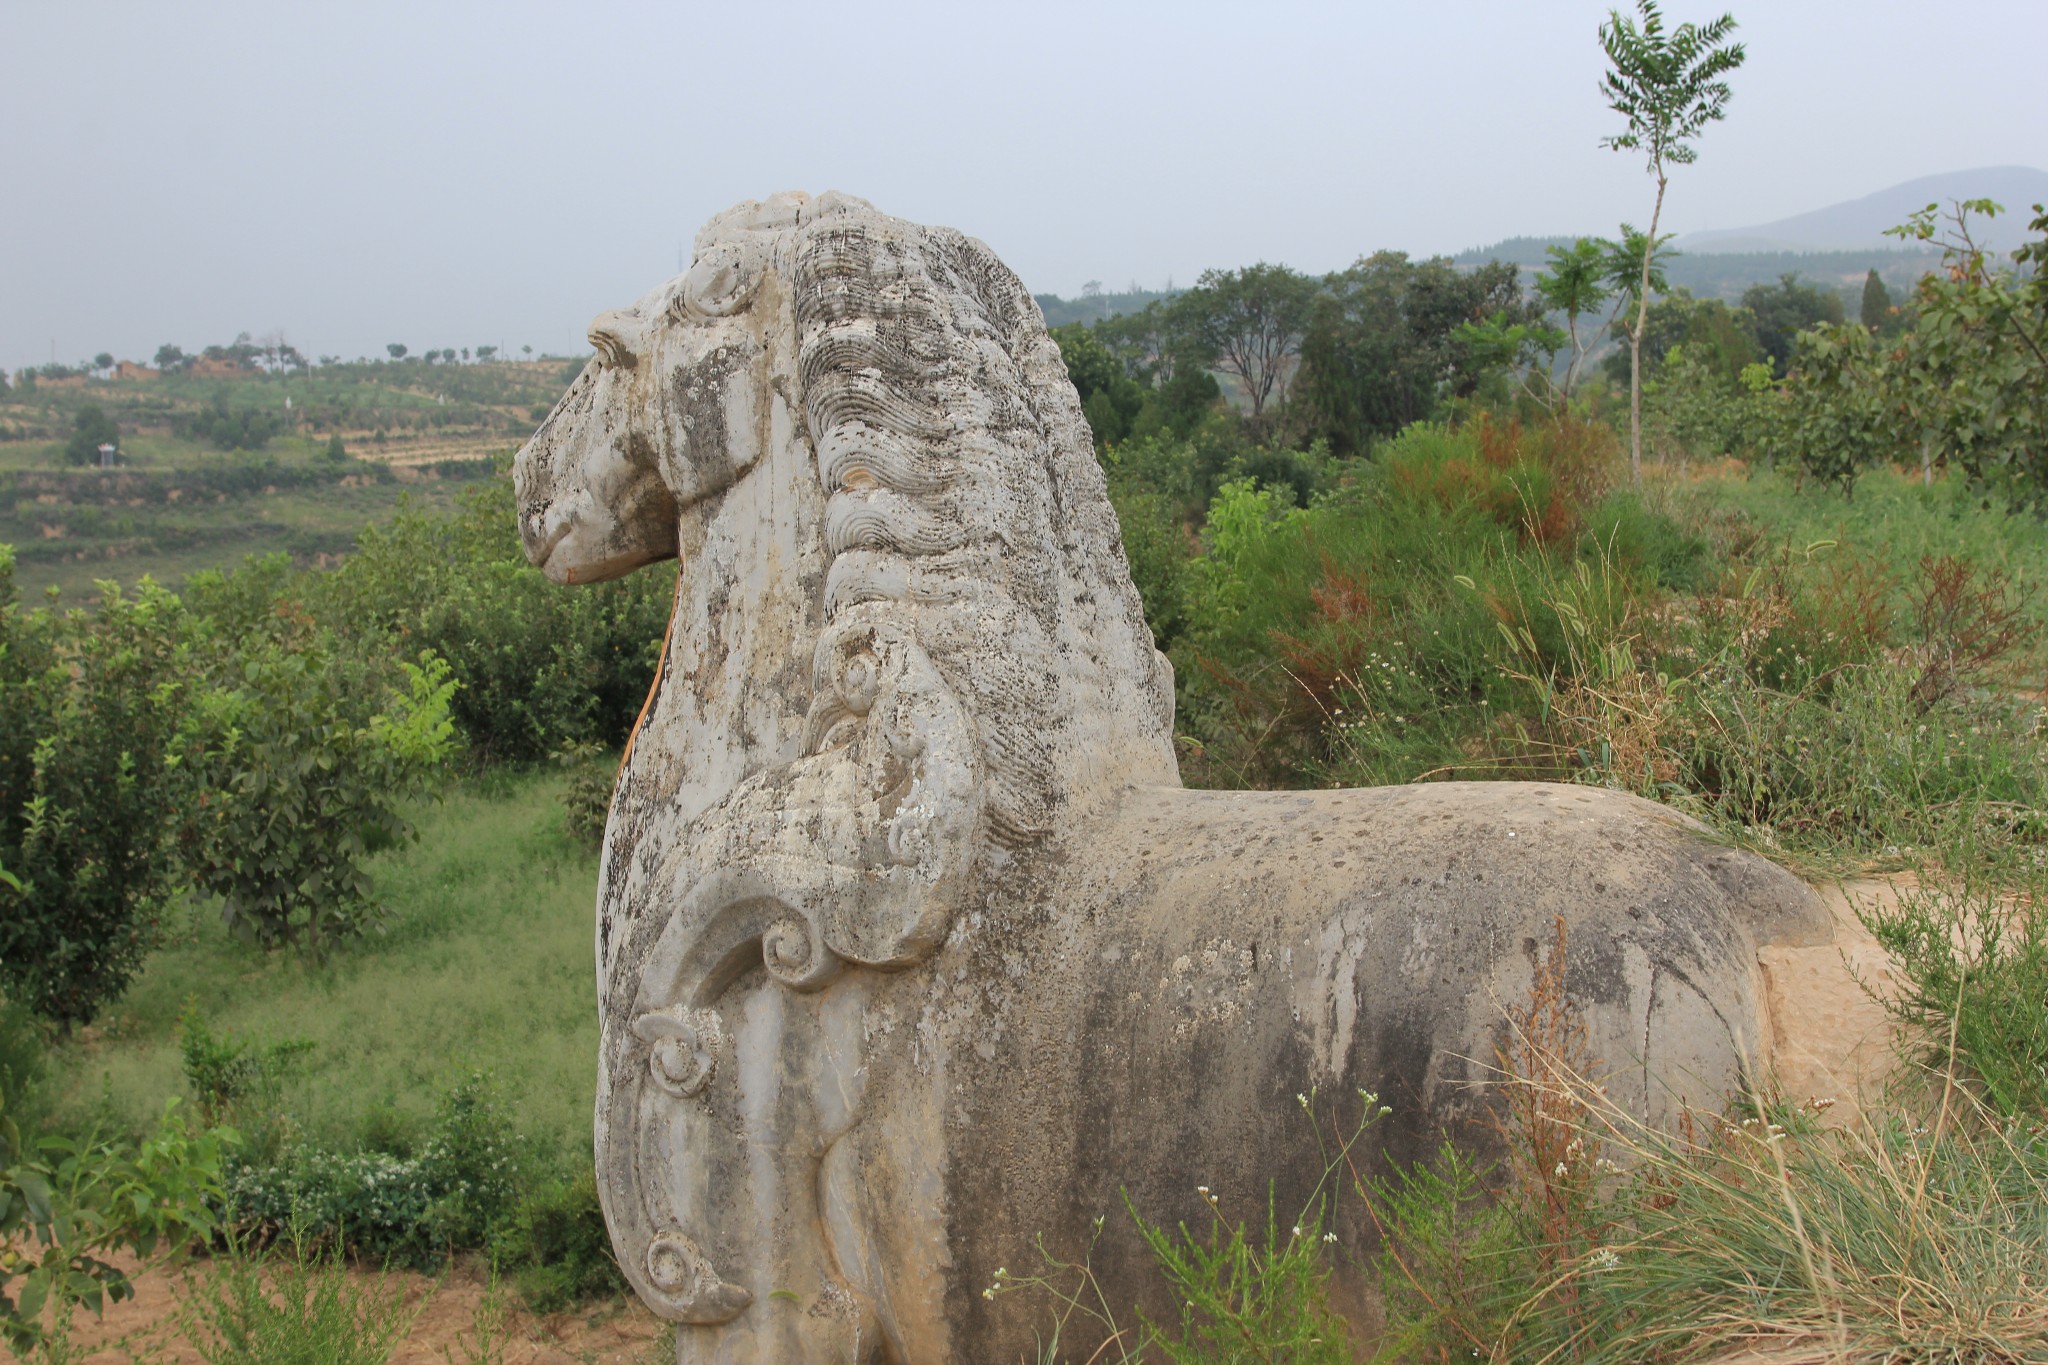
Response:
[679,243,758,319]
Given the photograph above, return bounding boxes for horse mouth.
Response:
[528,517,573,577]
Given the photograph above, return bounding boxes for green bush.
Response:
[310,482,669,762]
[177,638,456,953]
[174,393,287,451]
[61,403,119,467]
[493,1169,624,1312]
[0,995,46,1136]
[1128,414,2048,862]
[178,1002,314,1157]
[2,1098,235,1353]
[1862,859,2048,1117]
[221,1073,520,1270]
[551,741,613,850]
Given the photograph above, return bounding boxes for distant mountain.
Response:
[1678,166,2048,255]
[1452,236,1581,268]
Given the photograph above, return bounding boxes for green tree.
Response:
[323,433,348,463]
[476,345,498,361]
[0,555,190,1029]
[1181,264,1317,427]
[1599,286,1756,388]
[153,343,187,371]
[1598,0,1747,482]
[1094,297,1208,387]
[61,403,119,467]
[1859,268,1893,331]
[1533,239,1611,397]
[1887,199,2048,506]
[1743,272,1845,373]
[1295,253,1533,454]
[91,352,113,374]
[1053,323,1148,449]
[386,343,408,361]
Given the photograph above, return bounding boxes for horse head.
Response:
[515,194,810,586]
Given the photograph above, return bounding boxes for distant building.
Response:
[112,361,160,381]
[96,442,117,468]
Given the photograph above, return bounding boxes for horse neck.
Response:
[611,418,828,838]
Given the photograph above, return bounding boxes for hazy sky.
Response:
[4,0,2044,370]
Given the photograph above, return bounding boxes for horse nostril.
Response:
[588,310,643,370]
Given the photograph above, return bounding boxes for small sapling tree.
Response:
[0,553,191,1029]
[1598,0,1745,482]
[1534,239,1612,399]
[178,636,456,955]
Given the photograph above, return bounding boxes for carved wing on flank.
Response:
[595,608,981,1331]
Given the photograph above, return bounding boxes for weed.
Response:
[1861,861,2048,1118]
[1907,551,2042,713]
[175,1231,423,1365]
[439,1266,511,1365]
[177,1000,313,1141]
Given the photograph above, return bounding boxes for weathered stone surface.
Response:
[515,192,1833,1363]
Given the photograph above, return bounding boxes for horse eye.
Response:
[683,246,755,317]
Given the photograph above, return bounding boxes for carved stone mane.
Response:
[783,200,1178,844]
[517,193,1836,1365]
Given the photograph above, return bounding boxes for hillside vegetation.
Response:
[0,356,580,597]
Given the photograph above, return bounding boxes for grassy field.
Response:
[46,769,603,1174]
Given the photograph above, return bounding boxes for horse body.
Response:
[515,193,1831,1364]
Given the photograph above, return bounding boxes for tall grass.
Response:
[1171,417,2048,869]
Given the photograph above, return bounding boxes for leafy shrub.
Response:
[1381,414,1616,546]
[178,1003,314,1158]
[0,552,192,1027]
[223,1073,521,1269]
[2,1098,235,1354]
[1141,418,2048,860]
[0,995,46,1135]
[174,392,287,451]
[551,741,613,850]
[310,481,670,762]
[61,403,119,467]
[493,1169,624,1312]
[1101,479,1192,653]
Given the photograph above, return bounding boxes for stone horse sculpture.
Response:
[515,192,1831,1363]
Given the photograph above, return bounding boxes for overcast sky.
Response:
[4,0,2044,370]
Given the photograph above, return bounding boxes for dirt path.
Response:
[1759,877,1913,1123]
[60,1255,667,1364]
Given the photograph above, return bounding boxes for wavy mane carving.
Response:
[760,196,1178,846]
